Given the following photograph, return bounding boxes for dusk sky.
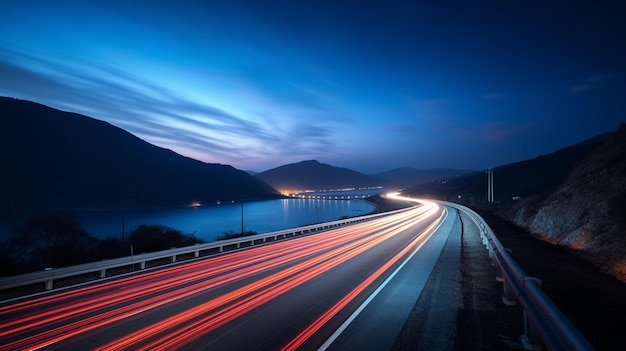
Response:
[1,1,625,173]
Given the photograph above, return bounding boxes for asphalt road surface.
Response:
[0,200,459,350]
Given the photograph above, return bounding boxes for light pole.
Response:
[315,206,320,224]
[240,200,244,235]
[240,186,244,235]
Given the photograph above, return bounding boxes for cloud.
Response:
[389,124,421,134]
[408,98,452,114]
[0,49,348,169]
[569,84,593,93]
[482,93,505,99]
[478,121,535,142]
[568,73,616,93]
[426,119,531,143]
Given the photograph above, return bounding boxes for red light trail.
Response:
[0,200,445,350]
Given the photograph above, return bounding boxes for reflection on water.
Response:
[76,198,376,242]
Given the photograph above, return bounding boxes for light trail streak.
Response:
[0,213,408,339]
[95,204,437,350]
[0,199,443,350]
[282,208,446,351]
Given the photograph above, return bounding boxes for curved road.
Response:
[0,198,455,350]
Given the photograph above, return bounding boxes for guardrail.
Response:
[0,206,414,294]
[443,201,594,351]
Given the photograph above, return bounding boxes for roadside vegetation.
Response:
[216,230,258,241]
[0,210,203,277]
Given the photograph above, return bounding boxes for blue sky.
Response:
[1,1,625,173]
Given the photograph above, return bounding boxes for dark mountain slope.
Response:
[375,167,476,187]
[501,125,626,281]
[0,97,280,209]
[408,133,611,204]
[255,160,383,192]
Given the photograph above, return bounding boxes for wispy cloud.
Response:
[477,121,536,142]
[568,74,616,93]
[408,98,453,118]
[426,119,532,143]
[0,49,349,170]
[482,93,505,99]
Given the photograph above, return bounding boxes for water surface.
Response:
[77,198,376,242]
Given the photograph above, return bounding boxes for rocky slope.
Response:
[501,125,626,281]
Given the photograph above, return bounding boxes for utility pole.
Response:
[120,192,127,243]
[241,201,244,235]
[240,186,244,235]
[486,168,494,203]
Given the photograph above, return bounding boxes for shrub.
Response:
[6,210,96,271]
[128,224,201,253]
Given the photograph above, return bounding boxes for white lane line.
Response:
[318,207,449,351]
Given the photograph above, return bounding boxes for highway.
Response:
[0,198,452,350]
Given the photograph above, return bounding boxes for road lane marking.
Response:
[317,207,448,351]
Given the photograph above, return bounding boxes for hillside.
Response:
[500,126,626,281]
[408,133,611,204]
[255,160,383,193]
[403,126,625,281]
[375,167,476,187]
[0,97,280,209]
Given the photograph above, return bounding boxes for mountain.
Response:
[403,128,624,280]
[255,160,383,193]
[408,132,612,204]
[500,126,626,281]
[0,97,280,209]
[375,167,476,187]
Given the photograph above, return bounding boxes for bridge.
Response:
[0,196,593,350]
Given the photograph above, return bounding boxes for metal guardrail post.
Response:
[502,277,517,306]
[0,207,415,295]
[522,277,544,350]
[495,264,505,282]
[500,248,517,305]
[439,201,595,351]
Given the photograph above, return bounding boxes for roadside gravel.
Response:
[392,205,626,351]
[478,210,626,351]
[454,210,523,350]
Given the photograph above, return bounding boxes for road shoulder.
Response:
[391,207,461,351]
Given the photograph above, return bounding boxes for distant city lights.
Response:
[280,186,384,200]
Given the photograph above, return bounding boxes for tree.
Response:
[91,237,128,260]
[127,224,201,253]
[216,230,257,241]
[9,210,96,271]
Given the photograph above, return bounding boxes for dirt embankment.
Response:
[479,210,626,351]
[500,125,626,282]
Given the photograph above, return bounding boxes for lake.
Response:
[76,198,376,242]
